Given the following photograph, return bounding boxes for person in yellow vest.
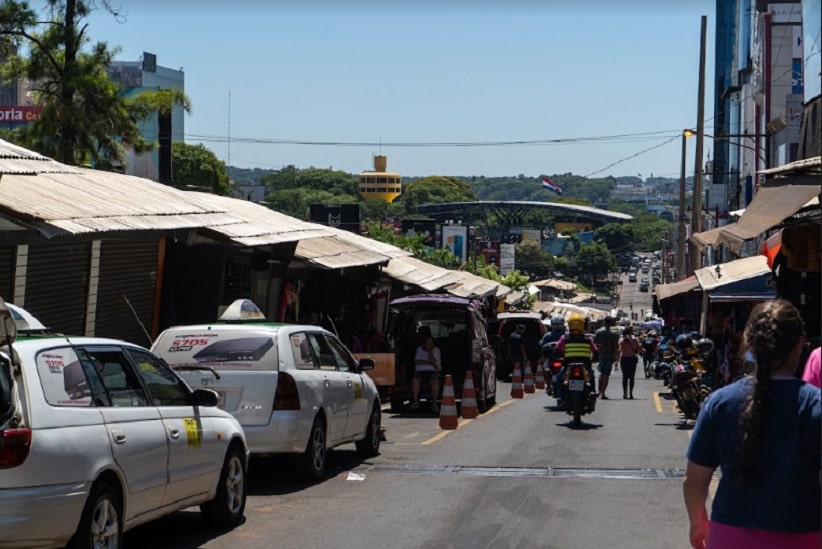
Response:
[555,314,597,409]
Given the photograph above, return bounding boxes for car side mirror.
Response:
[192,388,219,407]
[358,357,376,371]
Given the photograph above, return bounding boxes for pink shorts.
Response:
[708,521,821,549]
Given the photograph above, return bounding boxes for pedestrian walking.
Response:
[616,325,641,399]
[682,299,820,548]
[593,316,619,399]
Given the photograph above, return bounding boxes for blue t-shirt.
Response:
[686,377,821,532]
[540,329,565,348]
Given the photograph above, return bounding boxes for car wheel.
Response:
[69,482,122,549]
[297,415,327,480]
[201,443,247,528]
[355,403,381,457]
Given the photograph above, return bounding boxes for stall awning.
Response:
[654,276,700,301]
[382,256,510,298]
[692,225,727,248]
[694,255,770,291]
[716,183,820,253]
[694,255,776,302]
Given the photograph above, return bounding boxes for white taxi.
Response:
[0,299,248,548]
[151,300,382,481]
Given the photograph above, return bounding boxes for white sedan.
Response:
[0,299,248,548]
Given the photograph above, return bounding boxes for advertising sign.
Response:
[521,229,542,243]
[475,240,501,266]
[500,243,516,275]
[0,106,43,127]
[309,203,361,233]
[401,219,436,247]
[441,224,468,262]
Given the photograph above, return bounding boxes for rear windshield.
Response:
[153,331,279,372]
[0,353,13,422]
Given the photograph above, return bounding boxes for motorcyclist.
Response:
[541,315,566,398]
[555,314,597,409]
[641,329,659,377]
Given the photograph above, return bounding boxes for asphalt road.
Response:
[127,367,699,549]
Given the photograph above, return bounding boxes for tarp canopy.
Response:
[692,225,727,249]
[716,183,820,252]
[654,276,700,301]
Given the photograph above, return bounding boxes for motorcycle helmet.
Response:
[696,337,714,355]
[568,314,584,333]
[675,334,692,352]
[550,315,565,330]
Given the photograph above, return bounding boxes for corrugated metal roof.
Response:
[0,169,240,237]
[654,276,700,301]
[327,227,411,259]
[382,256,510,298]
[187,192,334,245]
[0,139,83,174]
[533,301,609,321]
[531,278,577,291]
[296,234,397,269]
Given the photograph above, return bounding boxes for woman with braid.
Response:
[682,299,820,548]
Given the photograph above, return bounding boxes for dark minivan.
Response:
[385,295,497,413]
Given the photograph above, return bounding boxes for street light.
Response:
[677,129,695,282]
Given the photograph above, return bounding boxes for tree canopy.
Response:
[171,142,230,195]
[0,0,190,168]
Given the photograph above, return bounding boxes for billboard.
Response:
[401,219,436,248]
[475,240,501,266]
[500,243,516,275]
[309,203,361,233]
[441,225,468,262]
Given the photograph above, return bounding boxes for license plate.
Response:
[568,380,584,391]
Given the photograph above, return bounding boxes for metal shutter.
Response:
[25,241,90,335]
[96,239,160,346]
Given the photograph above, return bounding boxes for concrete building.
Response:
[108,52,185,184]
[358,155,402,203]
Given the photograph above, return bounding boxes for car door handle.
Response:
[169,429,181,440]
[111,430,127,444]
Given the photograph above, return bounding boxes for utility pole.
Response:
[690,15,707,274]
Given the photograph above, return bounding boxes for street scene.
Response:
[0,1,820,548]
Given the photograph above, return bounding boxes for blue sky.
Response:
[81,0,716,179]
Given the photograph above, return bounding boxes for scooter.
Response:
[564,360,596,428]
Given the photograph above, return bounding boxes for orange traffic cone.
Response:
[534,361,546,390]
[460,371,480,419]
[524,362,535,394]
[510,362,524,399]
[438,375,459,430]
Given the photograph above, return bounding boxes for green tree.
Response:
[402,175,476,214]
[574,242,616,284]
[171,142,230,195]
[263,188,357,220]
[0,0,191,167]
[594,222,635,254]
[513,239,554,278]
[261,166,358,196]
[365,221,460,268]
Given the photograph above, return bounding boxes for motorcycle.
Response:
[564,360,596,428]
[541,342,563,398]
[669,342,713,420]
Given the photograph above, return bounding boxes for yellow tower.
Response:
[359,155,402,202]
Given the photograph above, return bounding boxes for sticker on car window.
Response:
[183,417,201,449]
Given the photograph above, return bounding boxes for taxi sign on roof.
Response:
[219,299,266,321]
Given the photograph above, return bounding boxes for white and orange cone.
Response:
[460,371,479,419]
[438,375,459,430]
[534,361,546,390]
[524,362,535,394]
[510,362,524,399]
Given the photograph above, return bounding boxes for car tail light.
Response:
[0,428,32,469]
[273,372,300,410]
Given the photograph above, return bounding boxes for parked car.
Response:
[0,298,248,549]
[151,300,382,481]
[384,295,497,412]
[495,311,546,380]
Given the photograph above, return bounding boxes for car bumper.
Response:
[0,481,90,548]
[243,411,314,455]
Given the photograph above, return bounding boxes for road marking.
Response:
[421,399,515,445]
[653,391,663,412]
